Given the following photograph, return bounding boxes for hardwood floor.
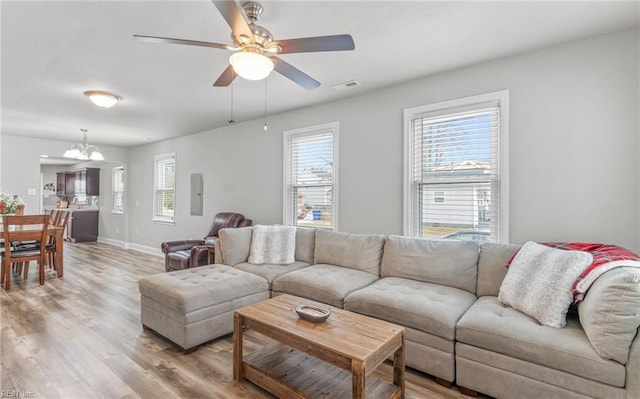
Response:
[1,242,481,399]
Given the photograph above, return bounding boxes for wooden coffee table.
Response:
[233,294,405,399]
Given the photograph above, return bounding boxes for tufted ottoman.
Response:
[138,265,269,352]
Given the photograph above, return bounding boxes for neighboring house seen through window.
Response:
[403,91,509,243]
[284,122,339,230]
[153,152,176,223]
[112,166,124,214]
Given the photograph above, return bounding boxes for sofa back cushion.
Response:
[477,243,522,296]
[219,226,317,266]
[218,226,253,266]
[579,267,640,364]
[314,230,384,276]
[295,227,316,264]
[381,235,479,294]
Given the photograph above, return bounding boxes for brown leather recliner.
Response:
[160,212,252,272]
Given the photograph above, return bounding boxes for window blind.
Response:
[407,96,505,242]
[284,125,337,229]
[154,153,175,222]
[112,166,124,214]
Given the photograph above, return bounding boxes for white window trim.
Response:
[283,121,339,230]
[111,165,125,215]
[403,90,509,243]
[153,152,176,224]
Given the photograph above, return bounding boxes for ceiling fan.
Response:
[134,1,355,90]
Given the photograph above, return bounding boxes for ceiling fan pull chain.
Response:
[228,81,235,124]
[263,78,268,132]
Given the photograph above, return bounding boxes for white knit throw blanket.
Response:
[248,225,296,265]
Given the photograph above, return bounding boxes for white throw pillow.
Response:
[498,241,593,328]
[248,225,296,265]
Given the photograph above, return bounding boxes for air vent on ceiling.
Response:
[332,80,360,91]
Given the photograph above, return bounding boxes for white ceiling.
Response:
[2,1,638,148]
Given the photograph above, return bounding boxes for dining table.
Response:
[1,222,65,289]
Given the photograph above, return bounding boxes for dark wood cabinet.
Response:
[84,168,100,196]
[56,172,66,197]
[65,172,75,198]
[56,167,100,198]
[68,210,99,242]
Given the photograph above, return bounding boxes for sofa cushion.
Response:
[344,277,476,340]
[138,265,268,314]
[314,230,384,276]
[248,225,296,264]
[498,241,592,328]
[579,267,640,364]
[456,343,626,399]
[272,264,379,308]
[294,227,316,264]
[234,261,310,290]
[381,235,479,294]
[456,296,625,387]
[477,243,521,297]
[218,226,253,266]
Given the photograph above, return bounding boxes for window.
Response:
[284,122,339,229]
[404,91,509,243]
[111,166,124,214]
[153,153,176,223]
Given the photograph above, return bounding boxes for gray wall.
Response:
[2,29,639,253]
[0,135,129,240]
[0,136,121,211]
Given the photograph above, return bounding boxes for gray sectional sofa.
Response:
[144,226,640,398]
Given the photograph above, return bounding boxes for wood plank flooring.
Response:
[1,242,481,399]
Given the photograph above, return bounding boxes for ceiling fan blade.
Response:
[213,65,237,87]
[134,35,231,50]
[271,56,320,90]
[212,1,254,42]
[276,34,355,54]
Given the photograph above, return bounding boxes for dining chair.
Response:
[45,211,69,273]
[1,214,49,290]
[49,209,61,226]
[11,209,61,275]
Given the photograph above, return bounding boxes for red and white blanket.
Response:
[542,242,640,302]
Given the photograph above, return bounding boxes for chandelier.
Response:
[63,129,104,161]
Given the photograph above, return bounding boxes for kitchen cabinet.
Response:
[67,209,99,242]
[56,167,100,198]
[65,172,75,198]
[56,172,66,197]
[84,168,100,196]
[56,172,75,198]
[72,168,100,196]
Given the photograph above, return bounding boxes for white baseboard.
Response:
[97,236,163,257]
[126,242,163,257]
[97,236,125,248]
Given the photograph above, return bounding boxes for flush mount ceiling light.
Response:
[84,90,122,108]
[229,51,274,81]
[63,129,104,161]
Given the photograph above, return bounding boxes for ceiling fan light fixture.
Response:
[84,90,122,108]
[229,51,274,81]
